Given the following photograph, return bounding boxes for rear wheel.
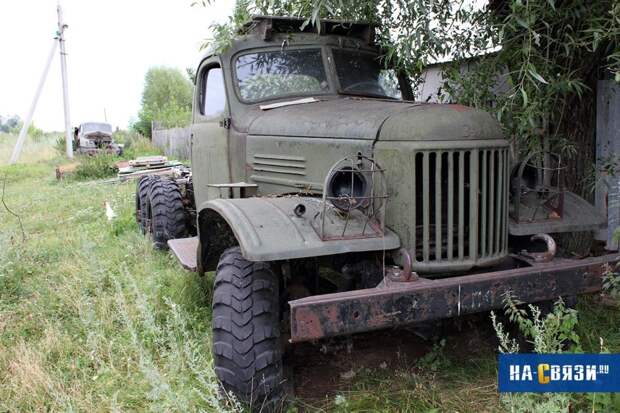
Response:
[212,247,284,411]
[135,175,158,234]
[147,179,188,249]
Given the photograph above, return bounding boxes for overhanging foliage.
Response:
[200,0,619,158]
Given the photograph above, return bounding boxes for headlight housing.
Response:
[315,155,387,241]
[325,159,371,212]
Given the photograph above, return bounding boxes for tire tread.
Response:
[212,247,283,411]
[148,179,188,249]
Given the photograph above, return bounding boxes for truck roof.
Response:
[242,15,377,45]
[197,15,380,71]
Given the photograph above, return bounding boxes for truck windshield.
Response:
[332,49,402,99]
[235,49,329,101]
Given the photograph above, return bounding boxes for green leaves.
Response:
[133,67,193,137]
[196,0,619,157]
[520,87,528,107]
[528,66,548,85]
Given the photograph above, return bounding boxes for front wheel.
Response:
[212,247,284,411]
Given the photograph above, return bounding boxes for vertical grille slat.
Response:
[488,150,496,256]
[447,152,454,261]
[411,152,417,259]
[495,150,504,254]
[435,152,442,261]
[412,146,509,270]
[422,152,430,262]
[481,150,488,256]
[458,151,465,260]
[469,150,479,260]
[503,149,509,252]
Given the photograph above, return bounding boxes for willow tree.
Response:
[202,0,619,196]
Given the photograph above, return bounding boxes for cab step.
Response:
[167,237,198,271]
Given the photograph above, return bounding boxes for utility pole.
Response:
[58,3,73,159]
[9,40,58,164]
[9,4,74,164]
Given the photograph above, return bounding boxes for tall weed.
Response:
[74,154,118,180]
[491,293,580,412]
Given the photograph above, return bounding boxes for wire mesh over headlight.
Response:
[312,155,388,242]
[326,165,370,212]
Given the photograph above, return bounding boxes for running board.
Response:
[168,237,198,271]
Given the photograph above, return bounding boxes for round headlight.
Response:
[326,166,369,212]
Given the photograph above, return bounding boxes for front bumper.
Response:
[289,254,619,343]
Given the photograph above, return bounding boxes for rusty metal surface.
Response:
[168,236,199,271]
[289,254,619,343]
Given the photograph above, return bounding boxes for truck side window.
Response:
[201,66,226,117]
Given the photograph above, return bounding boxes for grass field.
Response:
[1,133,620,412]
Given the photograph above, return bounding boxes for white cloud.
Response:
[0,0,233,131]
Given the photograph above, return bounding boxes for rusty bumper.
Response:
[289,254,619,343]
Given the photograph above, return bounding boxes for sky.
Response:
[0,0,234,131]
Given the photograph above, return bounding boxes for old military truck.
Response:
[135,16,616,409]
[73,122,123,156]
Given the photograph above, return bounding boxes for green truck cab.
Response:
[135,16,612,410]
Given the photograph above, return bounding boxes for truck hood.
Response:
[82,131,112,139]
[248,98,503,141]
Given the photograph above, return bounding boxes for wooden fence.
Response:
[151,123,191,160]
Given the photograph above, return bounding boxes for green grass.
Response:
[1,134,620,412]
[326,350,501,413]
[0,133,58,164]
[0,139,237,412]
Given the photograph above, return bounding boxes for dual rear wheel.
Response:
[135,176,188,249]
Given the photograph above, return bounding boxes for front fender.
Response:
[199,196,400,265]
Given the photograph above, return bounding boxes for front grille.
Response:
[412,147,509,272]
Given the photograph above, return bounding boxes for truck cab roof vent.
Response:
[242,15,377,44]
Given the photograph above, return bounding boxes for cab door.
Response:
[191,59,231,208]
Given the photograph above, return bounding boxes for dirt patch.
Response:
[289,313,498,404]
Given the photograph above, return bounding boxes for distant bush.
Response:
[111,130,135,146]
[0,115,21,133]
[54,135,67,156]
[27,123,44,142]
[120,134,163,160]
[74,154,118,180]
